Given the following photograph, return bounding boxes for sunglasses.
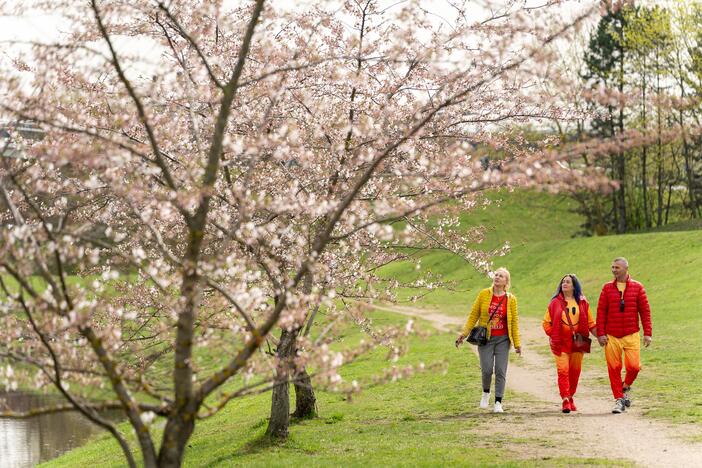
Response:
[619,291,625,312]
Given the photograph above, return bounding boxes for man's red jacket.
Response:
[596,276,652,338]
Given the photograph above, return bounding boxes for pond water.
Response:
[0,391,109,467]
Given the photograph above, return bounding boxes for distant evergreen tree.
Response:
[581,8,629,234]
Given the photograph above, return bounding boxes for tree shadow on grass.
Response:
[238,432,284,455]
[290,412,318,424]
[208,415,322,465]
[207,432,282,465]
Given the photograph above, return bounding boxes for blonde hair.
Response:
[493,267,511,291]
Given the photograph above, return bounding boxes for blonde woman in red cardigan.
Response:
[543,274,597,414]
[456,267,521,413]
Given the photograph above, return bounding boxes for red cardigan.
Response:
[546,294,591,356]
[596,276,652,338]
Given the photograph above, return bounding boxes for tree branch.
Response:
[90,0,180,194]
[156,1,224,89]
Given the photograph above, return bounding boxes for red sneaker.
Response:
[561,399,571,413]
[569,397,577,412]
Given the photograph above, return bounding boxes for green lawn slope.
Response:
[45,189,700,466]
[45,310,626,467]
[386,190,702,425]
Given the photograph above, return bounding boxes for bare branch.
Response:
[155,1,224,89]
[90,0,180,194]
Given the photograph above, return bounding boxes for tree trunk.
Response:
[641,62,651,228]
[681,118,698,217]
[665,182,673,225]
[616,153,627,233]
[158,402,198,467]
[610,155,619,231]
[642,148,650,227]
[158,252,200,466]
[292,366,317,418]
[656,57,664,228]
[266,328,297,439]
[266,269,320,437]
[294,288,320,419]
[678,98,699,218]
[656,160,664,227]
[616,27,627,234]
[673,46,699,217]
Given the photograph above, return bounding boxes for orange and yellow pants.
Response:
[554,351,583,399]
[604,332,641,399]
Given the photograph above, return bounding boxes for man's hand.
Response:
[455,334,465,348]
[643,335,652,348]
[598,335,608,347]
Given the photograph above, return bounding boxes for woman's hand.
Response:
[515,346,522,355]
[455,334,465,347]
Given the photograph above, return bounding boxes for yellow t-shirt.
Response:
[617,282,626,294]
[543,299,596,336]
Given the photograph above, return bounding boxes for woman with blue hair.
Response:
[542,274,597,413]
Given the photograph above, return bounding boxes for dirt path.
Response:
[373,304,702,468]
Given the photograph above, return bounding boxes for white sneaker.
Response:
[493,401,504,413]
[480,392,490,409]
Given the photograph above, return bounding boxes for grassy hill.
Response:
[385,189,702,424]
[45,189,702,466]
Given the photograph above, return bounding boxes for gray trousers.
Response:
[478,335,510,398]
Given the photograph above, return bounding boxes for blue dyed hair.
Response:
[552,274,583,303]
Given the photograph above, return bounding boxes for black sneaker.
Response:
[612,398,626,414]
[623,386,632,407]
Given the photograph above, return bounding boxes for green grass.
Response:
[640,218,702,233]
[382,188,581,309]
[44,311,626,467]
[443,189,582,251]
[43,189,701,466]
[384,195,702,425]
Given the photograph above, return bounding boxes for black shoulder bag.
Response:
[467,294,507,346]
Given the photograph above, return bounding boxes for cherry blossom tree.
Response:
[0,0,606,466]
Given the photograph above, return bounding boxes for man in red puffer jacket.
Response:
[597,257,653,414]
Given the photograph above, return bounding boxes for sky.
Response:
[0,1,596,44]
[0,0,597,100]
